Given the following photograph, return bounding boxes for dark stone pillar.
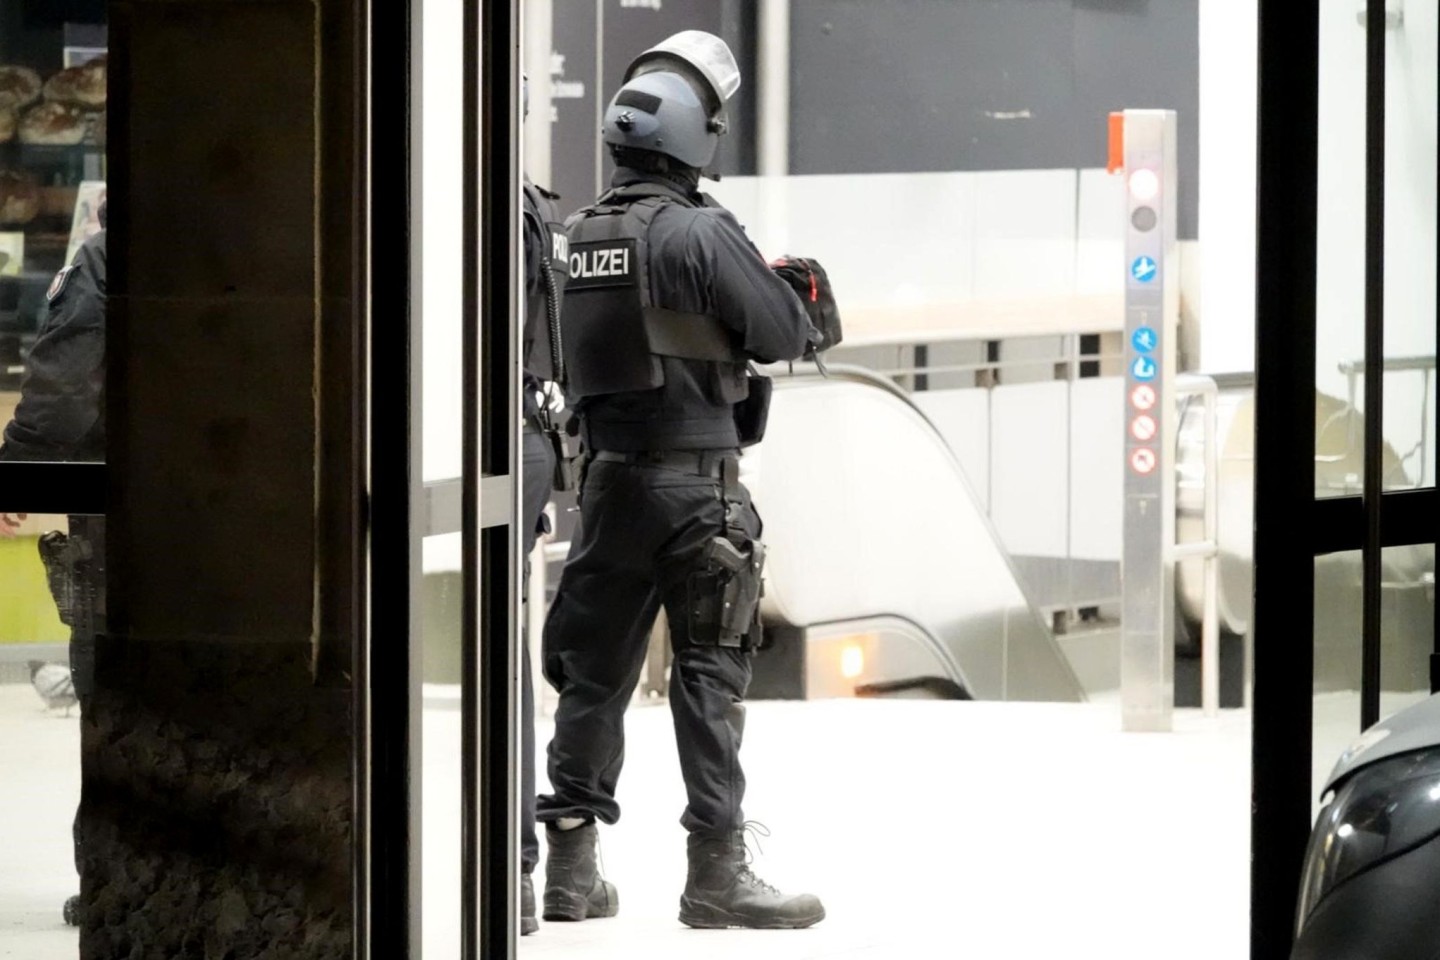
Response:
[85,1,363,956]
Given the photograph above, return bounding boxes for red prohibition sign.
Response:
[1130,447,1157,475]
[1130,384,1157,411]
[1130,414,1158,442]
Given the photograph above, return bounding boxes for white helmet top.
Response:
[625,30,740,108]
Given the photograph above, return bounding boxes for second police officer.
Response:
[536,31,827,930]
[520,75,568,936]
[0,200,108,927]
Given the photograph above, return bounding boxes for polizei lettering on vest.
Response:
[570,245,631,279]
[565,239,638,290]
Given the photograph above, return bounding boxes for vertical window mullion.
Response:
[1360,0,1387,729]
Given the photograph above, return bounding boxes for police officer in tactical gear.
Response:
[0,201,108,928]
[1,203,107,463]
[537,31,826,930]
[519,74,567,936]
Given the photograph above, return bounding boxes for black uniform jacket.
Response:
[577,168,814,452]
[0,229,107,462]
[523,179,557,420]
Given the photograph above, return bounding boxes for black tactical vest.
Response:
[522,181,568,381]
[561,185,747,400]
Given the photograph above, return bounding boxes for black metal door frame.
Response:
[1251,1,1438,956]
[370,0,422,955]
[466,0,524,958]
[372,0,524,955]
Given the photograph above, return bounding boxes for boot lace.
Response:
[737,821,781,896]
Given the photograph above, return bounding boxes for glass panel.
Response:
[1381,3,1437,490]
[1312,545,1436,809]
[527,2,1253,956]
[0,511,99,949]
[1315,3,1368,498]
[419,0,465,949]
[0,6,107,465]
[422,534,463,957]
[1,1,107,950]
[1315,5,1436,494]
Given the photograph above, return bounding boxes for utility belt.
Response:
[589,448,732,478]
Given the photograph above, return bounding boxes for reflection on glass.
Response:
[1314,4,1369,498]
[1311,546,1437,808]
[1,12,108,465]
[1,4,108,950]
[0,511,100,944]
[1381,0,1437,491]
[1315,4,1438,496]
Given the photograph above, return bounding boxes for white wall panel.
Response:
[971,170,1077,299]
[1070,378,1125,560]
[1076,168,1126,297]
[990,381,1070,557]
[913,389,992,510]
[708,171,977,311]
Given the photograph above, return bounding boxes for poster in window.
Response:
[65,180,105,265]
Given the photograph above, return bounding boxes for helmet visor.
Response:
[628,30,740,104]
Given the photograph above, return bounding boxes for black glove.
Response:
[770,255,843,357]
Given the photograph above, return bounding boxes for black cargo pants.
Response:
[536,451,761,838]
[521,427,556,875]
[49,514,104,878]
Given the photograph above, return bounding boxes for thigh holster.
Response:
[37,529,93,629]
[686,457,766,650]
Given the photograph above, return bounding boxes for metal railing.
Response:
[1173,374,1221,716]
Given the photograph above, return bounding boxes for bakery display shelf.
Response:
[14,236,71,258]
[0,141,104,159]
[0,270,57,293]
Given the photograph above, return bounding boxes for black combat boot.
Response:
[542,822,619,922]
[521,873,538,935]
[678,825,825,929]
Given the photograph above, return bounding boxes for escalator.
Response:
[745,364,1086,702]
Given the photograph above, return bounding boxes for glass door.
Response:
[1251,1,1437,955]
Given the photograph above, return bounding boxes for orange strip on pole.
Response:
[1107,111,1124,174]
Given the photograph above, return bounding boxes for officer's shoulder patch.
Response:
[46,265,76,303]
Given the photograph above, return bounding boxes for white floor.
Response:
[10,678,1419,960]
[427,694,1257,960]
[0,684,81,960]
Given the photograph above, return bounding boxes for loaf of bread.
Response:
[19,101,87,145]
[0,65,42,112]
[0,169,41,225]
[43,56,106,109]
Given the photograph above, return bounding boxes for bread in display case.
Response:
[0,11,106,390]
